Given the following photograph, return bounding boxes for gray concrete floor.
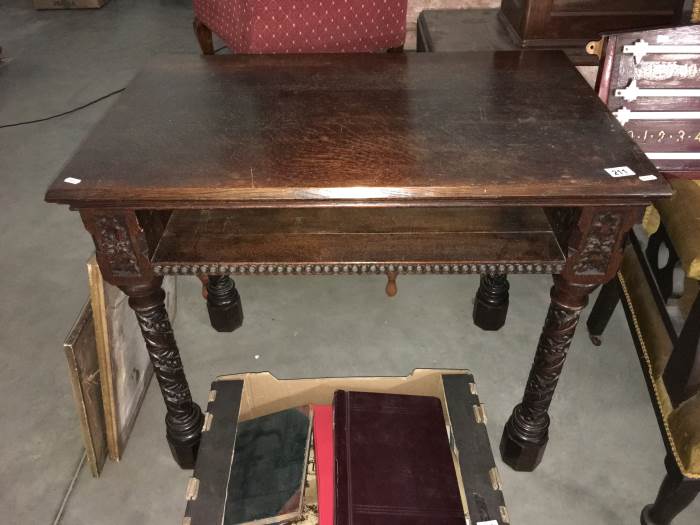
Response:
[0,1,698,523]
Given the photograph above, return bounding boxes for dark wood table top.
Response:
[45,52,670,208]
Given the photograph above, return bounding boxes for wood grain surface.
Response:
[45,52,669,208]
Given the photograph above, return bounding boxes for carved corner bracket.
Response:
[80,210,154,285]
[552,206,643,285]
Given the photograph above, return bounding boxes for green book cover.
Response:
[224,406,312,525]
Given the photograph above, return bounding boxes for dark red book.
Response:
[333,391,465,524]
[312,405,334,525]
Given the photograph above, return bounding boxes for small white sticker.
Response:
[476,521,499,525]
[604,166,636,178]
[64,177,82,184]
[639,174,658,181]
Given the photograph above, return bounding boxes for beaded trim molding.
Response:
[153,262,564,276]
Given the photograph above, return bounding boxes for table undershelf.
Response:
[151,207,566,276]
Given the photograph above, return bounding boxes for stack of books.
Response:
[223,391,468,525]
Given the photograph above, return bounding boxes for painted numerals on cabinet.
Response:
[627,129,700,143]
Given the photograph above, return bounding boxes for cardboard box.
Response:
[34,0,110,10]
[184,369,510,524]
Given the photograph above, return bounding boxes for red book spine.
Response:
[312,404,334,525]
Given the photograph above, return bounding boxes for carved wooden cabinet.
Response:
[500,0,685,47]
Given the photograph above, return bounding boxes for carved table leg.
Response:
[500,275,597,471]
[205,275,244,332]
[120,277,203,468]
[473,273,509,331]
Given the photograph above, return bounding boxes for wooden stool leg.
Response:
[641,457,700,525]
[473,273,509,331]
[586,277,620,346]
[500,275,597,471]
[193,17,215,55]
[206,275,243,332]
[120,277,203,468]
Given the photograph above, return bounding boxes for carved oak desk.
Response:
[45,52,670,471]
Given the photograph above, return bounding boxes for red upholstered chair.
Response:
[192,0,407,54]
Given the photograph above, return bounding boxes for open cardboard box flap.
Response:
[216,368,472,422]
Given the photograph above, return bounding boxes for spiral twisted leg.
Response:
[500,276,597,471]
[120,277,203,468]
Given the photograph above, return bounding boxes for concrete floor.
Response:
[0,1,698,523]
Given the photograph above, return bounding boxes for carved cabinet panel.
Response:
[500,0,684,46]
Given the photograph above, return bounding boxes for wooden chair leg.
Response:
[193,17,215,55]
[641,456,700,525]
[646,224,683,301]
[586,277,620,346]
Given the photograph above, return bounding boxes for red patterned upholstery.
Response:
[193,0,407,53]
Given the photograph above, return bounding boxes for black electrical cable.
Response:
[0,45,229,130]
[0,87,126,129]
